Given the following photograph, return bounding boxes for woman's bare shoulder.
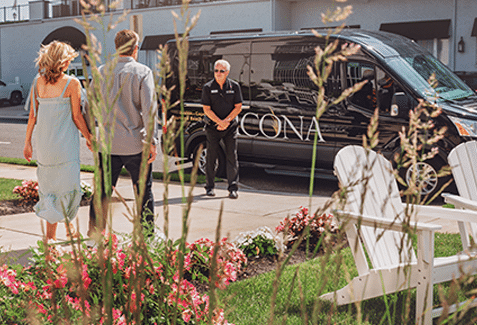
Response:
[66,75,81,89]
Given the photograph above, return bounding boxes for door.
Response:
[246,36,339,169]
[336,61,409,154]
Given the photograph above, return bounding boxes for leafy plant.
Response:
[233,226,281,258]
[275,206,337,250]
[0,233,242,324]
[80,181,93,199]
[12,180,39,204]
[183,237,247,290]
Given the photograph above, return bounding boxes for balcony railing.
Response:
[0,0,220,24]
[0,4,30,23]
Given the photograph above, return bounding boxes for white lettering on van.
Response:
[281,115,303,141]
[240,112,259,137]
[237,113,326,143]
[259,114,282,139]
[305,116,325,142]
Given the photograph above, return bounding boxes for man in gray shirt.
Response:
[88,29,158,236]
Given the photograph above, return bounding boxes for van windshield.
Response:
[387,54,474,102]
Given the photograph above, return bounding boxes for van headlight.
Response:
[449,116,477,137]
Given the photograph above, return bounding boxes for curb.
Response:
[0,116,28,124]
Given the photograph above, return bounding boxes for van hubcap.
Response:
[198,148,207,174]
[405,162,438,196]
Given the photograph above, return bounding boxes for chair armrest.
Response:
[412,204,477,224]
[333,209,441,232]
[442,193,477,211]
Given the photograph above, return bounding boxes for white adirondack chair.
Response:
[320,145,477,325]
[443,140,477,255]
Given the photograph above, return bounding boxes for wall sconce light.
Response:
[458,37,466,53]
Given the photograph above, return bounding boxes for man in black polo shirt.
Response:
[201,59,243,199]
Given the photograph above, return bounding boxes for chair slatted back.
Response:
[334,146,417,270]
[448,141,477,240]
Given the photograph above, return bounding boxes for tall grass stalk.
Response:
[172,2,200,200]
[7,0,477,324]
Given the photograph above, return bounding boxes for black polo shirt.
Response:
[201,78,243,120]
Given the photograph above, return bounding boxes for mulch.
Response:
[189,246,329,294]
[0,198,92,216]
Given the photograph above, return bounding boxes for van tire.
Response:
[192,141,226,178]
[9,91,22,106]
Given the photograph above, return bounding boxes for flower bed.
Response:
[0,233,243,324]
[0,205,338,323]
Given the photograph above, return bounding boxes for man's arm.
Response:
[140,69,159,163]
[225,103,242,122]
[203,104,228,130]
[218,103,242,131]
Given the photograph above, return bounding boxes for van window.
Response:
[250,40,340,108]
[172,40,252,103]
[387,54,474,102]
[251,42,318,106]
[347,62,376,110]
[347,62,403,115]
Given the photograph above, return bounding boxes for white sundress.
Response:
[31,75,82,224]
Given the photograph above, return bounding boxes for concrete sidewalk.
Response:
[0,162,463,258]
[0,163,333,253]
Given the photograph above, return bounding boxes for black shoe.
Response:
[229,190,238,199]
[206,189,215,197]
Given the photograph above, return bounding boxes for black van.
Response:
[164,29,477,197]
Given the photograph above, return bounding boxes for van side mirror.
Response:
[391,92,411,117]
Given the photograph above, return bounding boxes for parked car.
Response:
[0,79,23,105]
[163,29,477,198]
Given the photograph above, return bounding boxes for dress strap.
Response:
[60,76,73,98]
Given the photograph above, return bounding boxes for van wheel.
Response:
[9,91,22,106]
[192,141,226,178]
[398,157,455,201]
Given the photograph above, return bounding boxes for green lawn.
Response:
[0,178,21,201]
[220,233,477,324]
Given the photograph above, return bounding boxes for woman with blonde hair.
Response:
[23,41,92,242]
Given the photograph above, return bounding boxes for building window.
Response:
[416,39,449,65]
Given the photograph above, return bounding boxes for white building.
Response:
[1,0,477,89]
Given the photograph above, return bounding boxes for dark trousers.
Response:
[205,124,239,192]
[89,152,154,233]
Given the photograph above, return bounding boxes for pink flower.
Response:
[82,264,91,290]
[182,309,193,323]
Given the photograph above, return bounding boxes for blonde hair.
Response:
[35,41,78,84]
